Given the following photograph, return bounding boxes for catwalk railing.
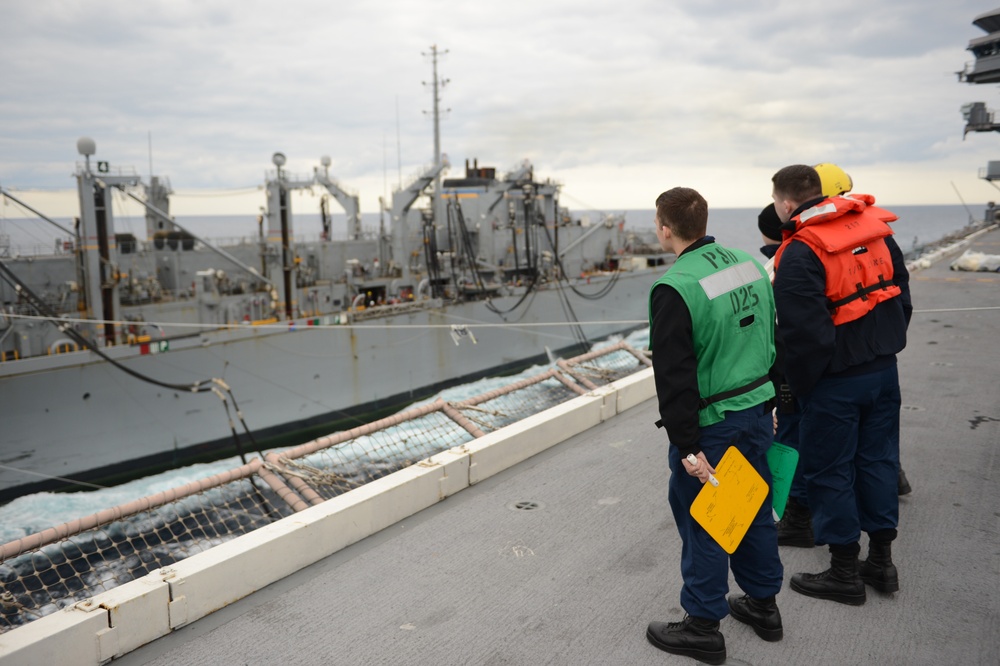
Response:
[0,340,651,633]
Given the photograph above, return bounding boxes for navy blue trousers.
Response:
[667,405,784,621]
[798,364,901,546]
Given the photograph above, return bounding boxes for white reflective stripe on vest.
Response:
[798,202,837,224]
[698,261,762,300]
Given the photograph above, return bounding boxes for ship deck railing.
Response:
[0,340,651,637]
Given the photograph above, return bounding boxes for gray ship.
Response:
[0,133,668,501]
[960,5,1000,197]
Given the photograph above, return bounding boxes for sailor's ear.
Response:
[774,198,794,220]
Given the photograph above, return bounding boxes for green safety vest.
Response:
[648,242,776,427]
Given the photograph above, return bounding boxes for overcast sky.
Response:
[2,0,1000,219]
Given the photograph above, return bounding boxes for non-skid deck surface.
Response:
[119,229,1000,665]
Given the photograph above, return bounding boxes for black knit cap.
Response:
[757,203,783,242]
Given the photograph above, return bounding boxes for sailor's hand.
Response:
[683,452,716,485]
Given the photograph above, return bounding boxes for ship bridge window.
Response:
[972,42,1000,58]
[116,233,137,254]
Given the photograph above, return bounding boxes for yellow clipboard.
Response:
[689,446,768,554]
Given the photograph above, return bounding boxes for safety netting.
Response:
[0,341,650,633]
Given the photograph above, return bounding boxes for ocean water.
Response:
[0,204,984,257]
[619,204,981,257]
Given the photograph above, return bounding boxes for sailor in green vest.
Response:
[644,187,784,666]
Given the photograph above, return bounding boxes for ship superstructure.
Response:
[959,5,1000,214]
[0,137,666,501]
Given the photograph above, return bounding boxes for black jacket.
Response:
[773,209,912,397]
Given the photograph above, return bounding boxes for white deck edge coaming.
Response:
[0,367,655,665]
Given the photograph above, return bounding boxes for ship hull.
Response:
[0,271,651,501]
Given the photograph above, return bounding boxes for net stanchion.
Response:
[556,359,599,390]
[561,342,649,385]
[620,342,653,367]
[440,402,487,438]
[256,463,312,512]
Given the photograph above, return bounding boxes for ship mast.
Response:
[423,45,449,226]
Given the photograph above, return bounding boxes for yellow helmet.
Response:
[813,163,853,197]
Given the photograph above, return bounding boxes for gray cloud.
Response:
[0,0,996,211]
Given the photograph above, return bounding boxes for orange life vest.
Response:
[773,194,901,326]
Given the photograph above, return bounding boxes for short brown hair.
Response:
[655,187,707,242]
[772,165,822,204]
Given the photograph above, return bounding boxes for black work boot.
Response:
[790,544,866,606]
[646,615,726,665]
[776,498,814,548]
[897,467,912,496]
[860,539,899,593]
[727,594,783,641]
